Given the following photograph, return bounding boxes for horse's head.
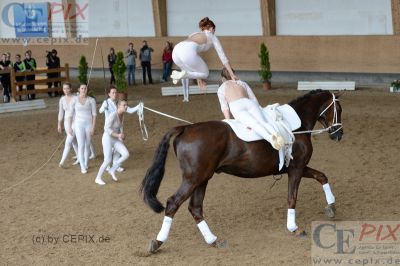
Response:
[318,92,343,141]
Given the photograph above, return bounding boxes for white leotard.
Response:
[217,80,259,111]
[68,96,97,172]
[96,112,129,181]
[58,95,78,165]
[188,30,228,65]
[172,31,228,80]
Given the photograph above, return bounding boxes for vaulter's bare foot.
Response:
[197,79,207,90]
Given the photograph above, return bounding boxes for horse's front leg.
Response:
[302,166,336,218]
[287,168,307,237]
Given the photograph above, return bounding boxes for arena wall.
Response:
[1,0,399,76]
[4,35,400,74]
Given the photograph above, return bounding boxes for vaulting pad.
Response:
[223,104,300,142]
[223,104,301,171]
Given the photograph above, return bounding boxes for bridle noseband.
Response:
[294,93,342,135]
[319,93,342,135]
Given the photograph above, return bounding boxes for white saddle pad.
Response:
[223,104,301,142]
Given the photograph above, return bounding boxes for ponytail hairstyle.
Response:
[221,67,234,81]
[108,85,117,94]
[199,17,216,31]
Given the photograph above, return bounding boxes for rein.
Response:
[293,93,342,136]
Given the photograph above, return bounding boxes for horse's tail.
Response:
[140,126,186,213]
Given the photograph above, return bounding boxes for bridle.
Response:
[294,93,342,135]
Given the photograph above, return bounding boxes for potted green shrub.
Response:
[112,51,128,100]
[78,55,95,98]
[78,55,88,84]
[258,42,272,90]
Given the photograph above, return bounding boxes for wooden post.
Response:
[152,0,167,37]
[65,63,70,83]
[392,0,400,35]
[10,68,17,103]
[260,0,276,36]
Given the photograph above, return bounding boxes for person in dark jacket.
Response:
[0,53,12,102]
[46,49,61,97]
[24,50,37,100]
[108,48,116,85]
[139,40,154,85]
[14,54,26,101]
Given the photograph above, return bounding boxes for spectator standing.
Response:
[14,54,26,101]
[139,40,154,84]
[108,48,116,85]
[24,50,37,100]
[6,52,12,65]
[125,43,137,86]
[161,41,173,82]
[46,49,61,97]
[0,53,12,103]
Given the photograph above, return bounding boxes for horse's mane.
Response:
[288,89,327,106]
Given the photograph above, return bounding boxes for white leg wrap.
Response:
[287,209,298,232]
[156,216,173,242]
[322,183,335,205]
[197,220,217,244]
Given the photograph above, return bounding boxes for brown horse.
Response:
[140,90,343,252]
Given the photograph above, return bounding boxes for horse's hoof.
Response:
[148,240,162,253]
[211,239,227,248]
[325,203,336,219]
[290,228,307,238]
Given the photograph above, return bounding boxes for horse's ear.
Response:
[334,91,344,98]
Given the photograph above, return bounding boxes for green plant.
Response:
[390,80,400,90]
[112,51,127,93]
[258,42,272,83]
[78,55,88,84]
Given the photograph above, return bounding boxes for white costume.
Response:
[99,98,140,117]
[217,80,282,150]
[95,111,129,185]
[58,95,78,166]
[68,96,97,173]
[172,30,228,82]
[181,78,190,102]
[99,98,140,168]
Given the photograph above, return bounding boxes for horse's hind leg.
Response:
[187,181,226,248]
[302,166,336,218]
[149,180,197,253]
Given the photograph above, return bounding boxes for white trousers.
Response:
[229,98,277,142]
[182,78,189,101]
[60,121,78,165]
[172,41,209,80]
[74,120,92,171]
[96,134,129,178]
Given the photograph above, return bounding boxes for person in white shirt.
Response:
[99,86,140,172]
[217,68,284,150]
[67,84,97,174]
[171,17,237,90]
[57,82,78,167]
[95,100,130,185]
